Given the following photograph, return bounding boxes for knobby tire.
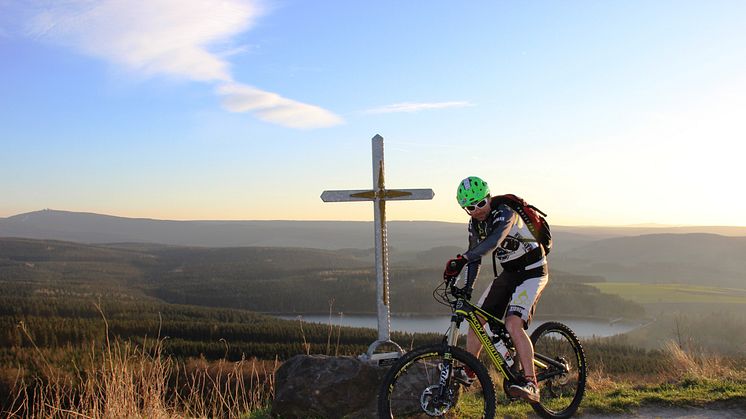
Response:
[529,321,587,419]
[377,344,496,418]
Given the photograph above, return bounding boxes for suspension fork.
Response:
[435,314,464,400]
[447,314,461,346]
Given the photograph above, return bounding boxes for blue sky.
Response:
[1,0,745,225]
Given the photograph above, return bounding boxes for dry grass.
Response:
[4,316,276,418]
[660,340,741,381]
[4,301,362,418]
[585,361,619,393]
[584,338,746,395]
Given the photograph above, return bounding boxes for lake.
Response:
[274,313,646,338]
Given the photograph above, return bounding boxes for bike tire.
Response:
[377,344,496,419]
[529,321,587,419]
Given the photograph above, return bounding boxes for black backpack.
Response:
[492,194,552,255]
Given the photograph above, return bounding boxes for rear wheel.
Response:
[529,321,586,419]
[377,344,496,418]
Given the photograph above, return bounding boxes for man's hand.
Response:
[451,286,472,300]
[443,255,468,279]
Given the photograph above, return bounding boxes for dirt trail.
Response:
[580,404,746,418]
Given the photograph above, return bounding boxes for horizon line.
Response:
[2,208,746,229]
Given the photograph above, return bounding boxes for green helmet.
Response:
[457,176,490,207]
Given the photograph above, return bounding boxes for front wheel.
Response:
[530,321,587,419]
[377,344,496,418]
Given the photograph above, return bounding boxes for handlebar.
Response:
[444,271,472,301]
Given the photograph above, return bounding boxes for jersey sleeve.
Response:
[465,220,481,282]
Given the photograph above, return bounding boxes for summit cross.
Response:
[321,134,435,358]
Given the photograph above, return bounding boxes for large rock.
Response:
[271,354,390,419]
[271,354,446,418]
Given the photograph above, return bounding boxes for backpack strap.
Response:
[528,204,548,217]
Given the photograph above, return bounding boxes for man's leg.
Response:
[505,274,548,401]
[468,274,512,359]
[506,314,536,381]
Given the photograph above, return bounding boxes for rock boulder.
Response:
[271,354,389,419]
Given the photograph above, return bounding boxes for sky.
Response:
[1,0,745,226]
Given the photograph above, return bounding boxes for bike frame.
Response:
[444,295,568,384]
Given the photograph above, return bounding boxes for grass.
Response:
[5,342,277,418]
[7,344,746,419]
[4,315,277,418]
[489,340,746,418]
[419,375,746,419]
[582,376,746,411]
[5,311,746,418]
[587,282,746,304]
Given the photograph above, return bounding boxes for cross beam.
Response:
[321,134,434,357]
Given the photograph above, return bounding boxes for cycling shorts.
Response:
[477,268,549,329]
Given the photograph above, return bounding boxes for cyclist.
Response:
[443,176,549,402]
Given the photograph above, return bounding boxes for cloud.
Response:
[22,0,343,128]
[217,83,343,129]
[365,101,473,114]
[27,0,257,82]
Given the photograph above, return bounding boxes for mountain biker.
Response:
[443,176,549,402]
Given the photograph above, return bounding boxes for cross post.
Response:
[321,134,434,359]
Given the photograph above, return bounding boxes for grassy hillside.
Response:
[589,282,746,305]
[584,281,746,354]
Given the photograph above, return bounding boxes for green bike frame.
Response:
[446,296,556,383]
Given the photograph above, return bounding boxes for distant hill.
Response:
[3,210,746,288]
[0,209,465,251]
[0,237,645,319]
[3,209,746,252]
[553,233,746,287]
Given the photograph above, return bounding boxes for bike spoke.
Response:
[529,322,587,419]
[379,346,496,418]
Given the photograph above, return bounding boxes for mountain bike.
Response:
[377,270,586,418]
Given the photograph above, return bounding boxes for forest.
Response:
[0,237,644,317]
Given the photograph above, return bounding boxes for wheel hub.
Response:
[552,357,572,386]
[420,385,453,416]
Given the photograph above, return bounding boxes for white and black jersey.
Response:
[462,198,547,284]
[462,196,550,325]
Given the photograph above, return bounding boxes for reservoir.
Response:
[274,313,645,338]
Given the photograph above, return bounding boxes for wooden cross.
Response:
[321,134,435,358]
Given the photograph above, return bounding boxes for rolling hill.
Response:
[3,209,746,252]
[551,233,746,287]
[0,209,465,251]
[0,237,643,319]
[2,209,745,288]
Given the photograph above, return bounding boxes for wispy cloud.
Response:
[22,0,342,129]
[365,101,473,114]
[217,83,343,129]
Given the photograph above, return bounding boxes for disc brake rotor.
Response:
[420,384,453,416]
[552,357,572,386]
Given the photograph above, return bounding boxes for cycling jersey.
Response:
[462,197,548,283]
[461,196,549,326]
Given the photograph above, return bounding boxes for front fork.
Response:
[447,317,461,346]
[436,318,463,398]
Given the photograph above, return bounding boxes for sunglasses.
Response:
[464,197,489,212]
